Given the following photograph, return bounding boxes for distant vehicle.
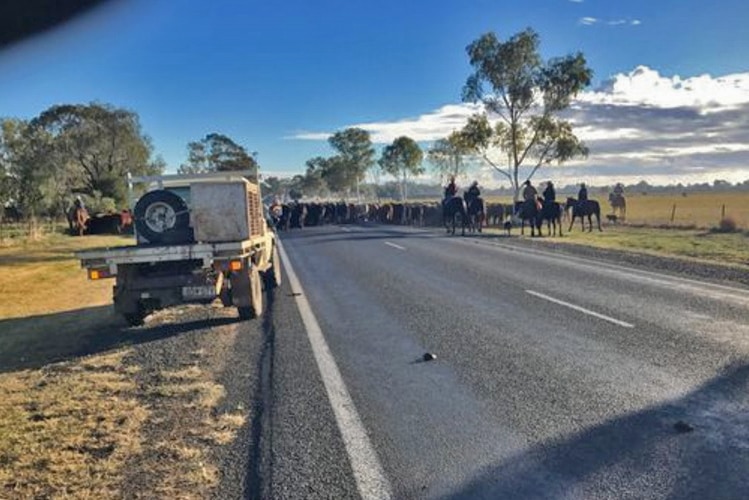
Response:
[76,170,281,325]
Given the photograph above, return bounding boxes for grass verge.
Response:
[491,225,749,269]
[0,233,247,498]
[0,351,148,499]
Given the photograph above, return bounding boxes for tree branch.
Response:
[481,154,513,181]
[524,140,554,183]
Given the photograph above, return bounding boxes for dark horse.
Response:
[537,200,564,237]
[513,199,541,236]
[465,196,485,233]
[565,197,602,232]
[443,196,468,236]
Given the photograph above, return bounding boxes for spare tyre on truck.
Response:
[76,170,280,325]
[133,189,193,245]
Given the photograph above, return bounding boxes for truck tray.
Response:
[77,240,259,269]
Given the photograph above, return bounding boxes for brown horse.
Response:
[608,192,626,220]
[67,206,90,236]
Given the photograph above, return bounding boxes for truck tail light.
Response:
[88,268,112,280]
[229,260,243,272]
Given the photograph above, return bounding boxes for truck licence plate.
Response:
[182,286,216,299]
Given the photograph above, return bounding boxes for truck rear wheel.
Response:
[237,266,263,320]
[123,305,147,326]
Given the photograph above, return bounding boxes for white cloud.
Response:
[290,66,749,185]
[568,0,584,3]
[288,131,331,141]
[289,103,483,144]
[580,16,642,27]
[578,66,749,111]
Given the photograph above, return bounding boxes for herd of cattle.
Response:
[273,197,605,236]
[273,200,515,230]
[1,197,603,238]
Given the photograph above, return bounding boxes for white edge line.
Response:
[384,241,406,250]
[277,239,393,500]
[526,289,635,328]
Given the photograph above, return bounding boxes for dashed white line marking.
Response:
[384,241,406,250]
[340,227,353,232]
[277,240,392,500]
[526,289,635,328]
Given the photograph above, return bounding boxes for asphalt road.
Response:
[244,223,749,499]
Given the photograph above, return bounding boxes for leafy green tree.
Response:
[328,128,375,197]
[319,156,352,195]
[261,176,284,196]
[178,133,258,174]
[378,136,424,201]
[427,131,470,183]
[31,103,158,206]
[301,160,328,198]
[0,119,19,207]
[0,118,58,216]
[462,28,592,200]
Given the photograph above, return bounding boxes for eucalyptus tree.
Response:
[378,136,424,201]
[178,133,258,174]
[461,28,592,200]
[328,127,375,199]
[32,103,158,206]
[427,131,470,183]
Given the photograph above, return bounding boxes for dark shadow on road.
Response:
[0,305,237,373]
[442,362,749,499]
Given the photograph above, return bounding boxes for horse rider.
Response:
[444,176,457,202]
[542,180,556,207]
[522,180,540,211]
[73,195,85,210]
[578,182,588,202]
[464,180,480,206]
[613,182,624,197]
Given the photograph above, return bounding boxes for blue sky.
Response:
[1,0,748,184]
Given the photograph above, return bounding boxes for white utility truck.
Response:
[76,170,280,325]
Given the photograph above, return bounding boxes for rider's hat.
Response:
[524,180,531,186]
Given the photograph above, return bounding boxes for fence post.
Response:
[670,203,676,223]
[721,204,726,219]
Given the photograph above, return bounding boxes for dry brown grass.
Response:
[621,191,749,229]
[0,233,246,499]
[0,350,149,499]
[0,232,133,319]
